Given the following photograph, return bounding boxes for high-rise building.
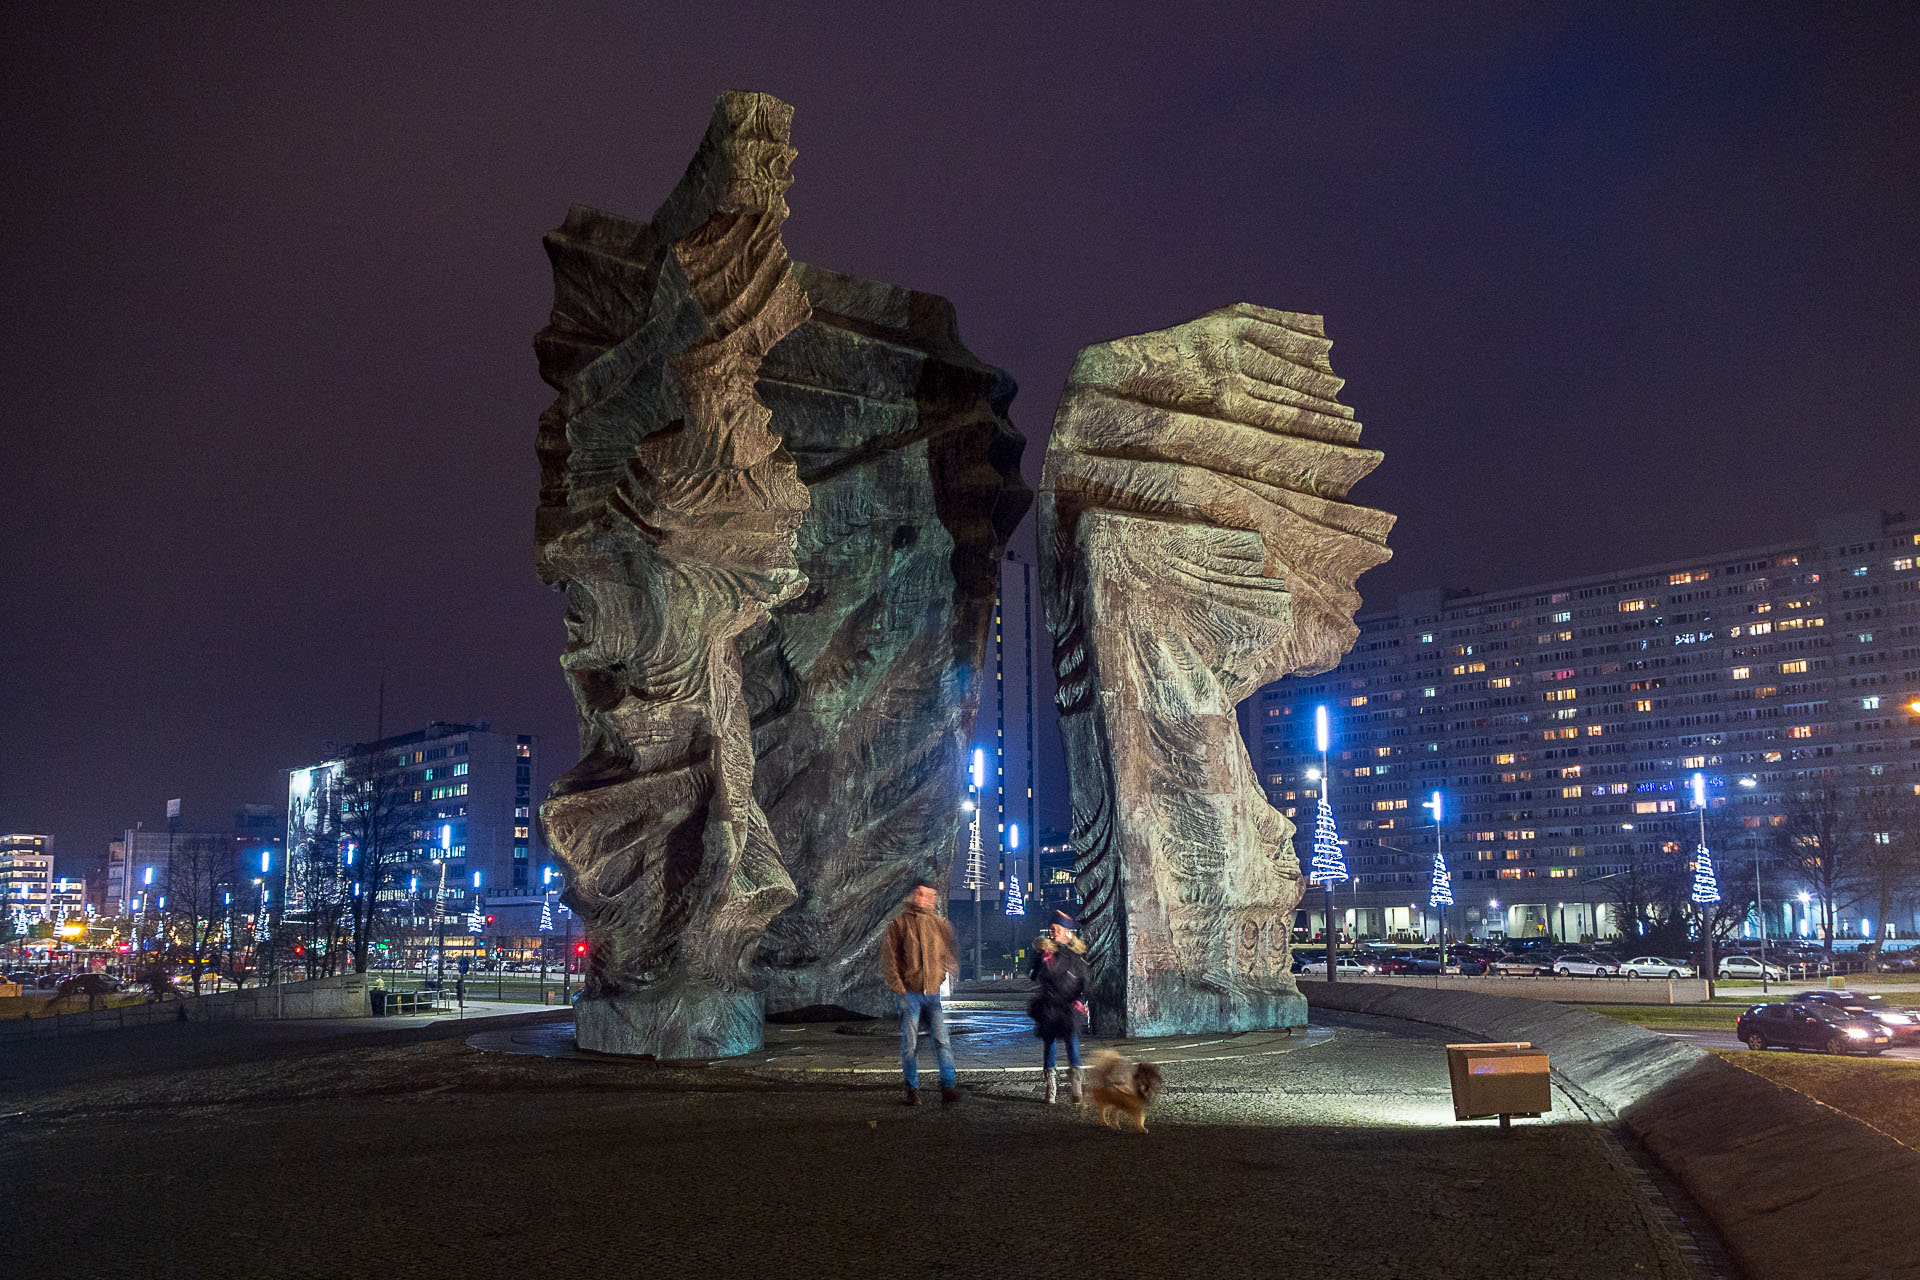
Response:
[1244,510,1920,944]
[286,720,541,919]
[951,552,1044,968]
[1,834,55,919]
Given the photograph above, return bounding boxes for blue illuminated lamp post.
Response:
[434,823,452,990]
[1307,705,1351,982]
[1425,790,1452,971]
[1690,771,1722,999]
[1003,823,1024,918]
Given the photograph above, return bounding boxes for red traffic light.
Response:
[574,942,587,955]
[293,944,305,955]
[485,914,495,925]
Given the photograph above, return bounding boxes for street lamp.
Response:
[1423,791,1451,970]
[1307,705,1350,983]
[1690,771,1722,998]
[1736,776,1768,991]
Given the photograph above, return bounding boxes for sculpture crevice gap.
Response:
[1037,305,1394,1038]
[533,91,812,1058]
[745,264,1029,1020]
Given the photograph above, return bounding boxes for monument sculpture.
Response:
[744,264,1029,1019]
[532,91,812,1058]
[1037,304,1394,1037]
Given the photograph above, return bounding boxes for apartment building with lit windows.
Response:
[286,720,540,919]
[1243,509,1920,944]
[1,834,55,919]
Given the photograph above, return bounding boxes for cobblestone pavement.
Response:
[2,1009,1710,1280]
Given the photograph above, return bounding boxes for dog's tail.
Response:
[1134,1062,1165,1106]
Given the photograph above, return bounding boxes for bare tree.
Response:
[335,743,414,974]
[1772,785,1856,960]
[287,800,351,981]
[1849,786,1920,964]
[160,832,233,994]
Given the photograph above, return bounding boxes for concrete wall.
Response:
[1326,972,1710,1004]
[0,974,371,1042]
[1298,980,1920,1280]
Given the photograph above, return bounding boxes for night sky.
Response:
[4,4,1916,875]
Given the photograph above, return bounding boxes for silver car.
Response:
[1619,955,1695,978]
[1552,953,1619,977]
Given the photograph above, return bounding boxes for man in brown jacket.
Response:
[883,883,960,1106]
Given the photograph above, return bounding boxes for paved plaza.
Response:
[2,1006,1726,1279]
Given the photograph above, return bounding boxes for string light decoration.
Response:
[1690,842,1721,906]
[1003,862,1025,917]
[539,895,554,933]
[1427,848,1454,908]
[1308,797,1349,886]
[467,903,484,934]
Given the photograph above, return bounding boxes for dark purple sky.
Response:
[4,4,1916,873]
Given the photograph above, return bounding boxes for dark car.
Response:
[1737,1001,1892,1055]
[55,973,124,997]
[33,972,71,990]
[1789,991,1920,1043]
[4,970,34,986]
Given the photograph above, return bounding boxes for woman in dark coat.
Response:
[1027,912,1091,1104]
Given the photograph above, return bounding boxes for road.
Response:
[1651,1026,1920,1061]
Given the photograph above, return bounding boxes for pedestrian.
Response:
[883,882,961,1107]
[1027,910,1090,1103]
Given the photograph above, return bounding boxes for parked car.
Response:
[33,972,71,990]
[1618,956,1696,979]
[1736,1001,1892,1055]
[1790,991,1920,1044]
[55,973,124,997]
[1487,952,1548,975]
[1296,957,1377,977]
[1875,952,1919,974]
[1717,955,1787,981]
[1551,953,1619,977]
[4,970,34,986]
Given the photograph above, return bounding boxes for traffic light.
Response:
[574,942,587,956]
[485,914,495,925]
[293,944,305,956]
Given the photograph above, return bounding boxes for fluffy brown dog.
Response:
[1083,1050,1164,1132]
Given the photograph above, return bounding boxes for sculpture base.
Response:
[1106,977,1308,1040]
[762,968,893,1022]
[573,985,765,1060]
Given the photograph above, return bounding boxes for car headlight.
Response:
[1845,1028,1869,1039]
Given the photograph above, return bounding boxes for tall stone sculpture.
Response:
[533,91,811,1058]
[1037,304,1394,1037]
[744,264,1029,1018]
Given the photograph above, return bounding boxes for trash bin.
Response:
[1445,1041,1551,1129]
[370,989,388,1016]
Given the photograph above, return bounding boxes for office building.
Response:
[1244,510,1920,944]
[108,809,275,918]
[286,720,541,921]
[1,834,55,919]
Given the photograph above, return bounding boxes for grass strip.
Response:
[1717,1049,1920,1149]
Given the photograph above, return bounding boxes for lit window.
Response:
[1633,699,1653,712]
[1489,677,1512,689]
[1494,753,1516,764]
[1895,557,1916,571]
[1419,632,1435,644]
[1852,566,1869,577]
[1682,755,1705,768]
[1349,696,1368,707]
[1585,724,1604,736]
[1787,725,1812,739]
[1731,667,1750,680]
[1552,611,1571,623]
[1422,686,1437,697]
[1619,599,1648,613]
[1782,659,1808,674]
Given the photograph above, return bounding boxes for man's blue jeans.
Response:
[898,992,956,1089]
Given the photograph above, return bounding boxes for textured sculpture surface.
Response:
[744,264,1029,1018]
[533,92,810,1058]
[1038,305,1394,1037]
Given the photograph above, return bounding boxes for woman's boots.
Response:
[1069,1067,1084,1103]
[1044,1070,1058,1104]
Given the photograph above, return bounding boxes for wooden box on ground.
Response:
[1445,1041,1551,1122]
